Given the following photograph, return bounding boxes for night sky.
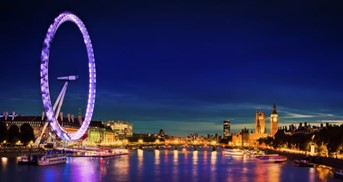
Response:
[1,0,343,136]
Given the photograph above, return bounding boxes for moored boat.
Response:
[222,148,245,156]
[249,150,266,157]
[59,147,129,157]
[17,154,34,165]
[334,169,343,179]
[36,153,67,166]
[96,148,129,158]
[294,159,314,167]
[256,154,287,163]
[17,149,66,166]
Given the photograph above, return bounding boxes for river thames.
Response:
[0,148,340,182]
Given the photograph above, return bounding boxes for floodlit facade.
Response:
[270,104,279,136]
[223,120,231,139]
[103,121,133,137]
[255,110,266,134]
[0,113,121,146]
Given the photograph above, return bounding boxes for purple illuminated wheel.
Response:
[40,12,96,141]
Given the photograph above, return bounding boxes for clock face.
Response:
[273,117,277,122]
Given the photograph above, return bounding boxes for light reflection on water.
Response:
[1,157,8,166]
[0,150,340,182]
[203,150,208,165]
[173,150,178,181]
[267,162,280,182]
[137,149,143,180]
[316,165,334,181]
[66,157,99,181]
[210,151,217,181]
[192,150,198,181]
[154,149,160,166]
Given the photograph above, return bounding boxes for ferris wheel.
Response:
[40,11,96,141]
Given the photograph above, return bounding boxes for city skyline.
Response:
[1,1,343,136]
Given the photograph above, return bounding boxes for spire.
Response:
[78,108,83,125]
[272,104,278,114]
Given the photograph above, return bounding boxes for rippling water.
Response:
[0,149,340,182]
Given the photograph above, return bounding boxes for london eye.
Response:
[40,11,96,141]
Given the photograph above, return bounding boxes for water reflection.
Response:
[192,150,198,181]
[267,163,280,182]
[0,150,338,182]
[309,167,316,182]
[164,150,169,163]
[173,150,178,165]
[315,165,333,181]
[110,154,129,181]
[100,158,107,175]
[137,149,144,178]
[154,150,160,166]
[210,151,217,181]
[173,150,179,181]
[183,148,188,160]
[1,157,8,166]
[42,168,57,182]
[67,157,98,181]
[210,151,217,166]
[203,150,208,165]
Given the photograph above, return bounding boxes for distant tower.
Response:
[223,120,231,139]
[255,110,265,134]
[270,104,279,136]
[78,108,83,125]
[159,129,165,137]
[159,129,165,139]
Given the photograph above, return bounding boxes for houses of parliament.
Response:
[224,104,279,147]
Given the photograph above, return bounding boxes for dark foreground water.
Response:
[0,149,340,182]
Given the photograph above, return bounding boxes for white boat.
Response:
[222,148,245,156]
[37,153,67,166]
[59,147,129,158]
[85,148,129,158]
[17,154,32,165]
[256,154,287,163]
[249,150,266,157]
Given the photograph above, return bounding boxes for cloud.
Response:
[281,110,338,119]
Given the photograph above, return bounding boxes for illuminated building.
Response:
[270,104,278,136]
[231,128,247,146]
[255,110,266,134]
[223,120,231,139]
[103,121,133,137]
[0,113,119,146]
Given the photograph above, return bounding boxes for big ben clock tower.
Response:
[270,104,278,136]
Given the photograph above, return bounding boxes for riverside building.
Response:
[0,112,133,146]
[230,104,278,147]
[223,120,231,139]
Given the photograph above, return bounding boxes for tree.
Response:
[290,133,310,151]
[8,125,20,145]
[0,121,8,143]
[20,123,35,145]
[273,130,288,148]
[258,136,273,146]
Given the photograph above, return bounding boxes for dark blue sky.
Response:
[1,0,343,136]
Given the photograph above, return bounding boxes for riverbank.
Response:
[0,147,45,157]
[267,149,343,169]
